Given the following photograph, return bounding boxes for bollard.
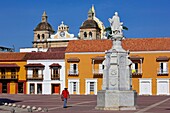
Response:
[10,108,15,113]
[27,108,32,112]
[37,107,42,111]
[43,107,48,112]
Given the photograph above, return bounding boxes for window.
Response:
[89,32,92,38]
[1,69,5,75]
[53,68,59,76]
[69,63,78,75]
[90,82,94,92]
[33,69,38,77]
[37,84,42,94]
[18,83,23,93]
[131,63,138,73]
[42,34,45,39]
[1,69,5,78]
[73,64,77,73]
[37,34,40,39]
[73,82,77,92]
[84,32,87,38]
[30,84,35,94]
[11,69,16,75]
[52,67,60,79]
[159,62,168,74]
[99,64,103,74]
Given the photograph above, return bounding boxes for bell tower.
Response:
[33,11,54,48]
[79,6,101,40]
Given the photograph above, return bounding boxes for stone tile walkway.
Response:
[0,94,170,113]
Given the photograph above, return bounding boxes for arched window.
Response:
[42,34,45,39]
[89,32,92,38]
[37,34,40,40]
[84,32,87,38]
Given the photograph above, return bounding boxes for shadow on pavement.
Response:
[0,98,21,106]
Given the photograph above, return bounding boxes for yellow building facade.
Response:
[0,53,27,94]
[65,38,170,95]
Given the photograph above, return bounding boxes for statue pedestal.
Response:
[96,12,137,111]
[95,90,137,110]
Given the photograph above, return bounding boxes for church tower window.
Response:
[89,32,92,38]
[37,34,40,40]
[84,32,87,38]
[42,34,45,39]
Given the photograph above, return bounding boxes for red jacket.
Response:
[62,90,69,98]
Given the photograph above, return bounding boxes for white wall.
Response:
[27,59,65,94]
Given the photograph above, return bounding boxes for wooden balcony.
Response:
[51,74,60,80]
[0,74,18,79]
[93,69,103,75]
[27,74,43,80]
[132,69,142,76]
[68,70,79,76]
[157,69,169,75]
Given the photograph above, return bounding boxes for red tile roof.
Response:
[47,47,66,52]
[0,63,20,68]
[66,38,170,52]
[25,52,65,60]
[0,52,27,61]
[25,63,45,67]
[49,63,61,67]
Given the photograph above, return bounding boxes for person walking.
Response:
[61,88,70,108]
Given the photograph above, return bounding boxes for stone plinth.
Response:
[96,90,137,110]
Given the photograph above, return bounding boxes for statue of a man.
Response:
[109,12,123,35]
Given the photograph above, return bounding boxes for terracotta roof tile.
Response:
[0,52,27,61]
[49,63,61,67]
[25,63,45,67]
[0,63,20,68]
[66,39,112,52]
[47,47,67,52]
[66,38,170,52]
[25,52,65,60]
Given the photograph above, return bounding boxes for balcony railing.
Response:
[68,70,79,75]
[93,69,103,75]
[51,74,60,80]
[27,74,43,80]
[157,69,169,75]
[132,69,142,75]
[0,74,18,79]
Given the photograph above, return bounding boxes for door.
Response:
[157,80,169,95]
[52,84,60,94]
[140,80,151,95]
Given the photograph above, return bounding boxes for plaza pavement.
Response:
[0,94,170,113]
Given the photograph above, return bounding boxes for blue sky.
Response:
[0,0,170,51]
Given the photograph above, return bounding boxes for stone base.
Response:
[95,90,137,110]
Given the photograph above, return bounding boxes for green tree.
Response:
[104,26,128,39]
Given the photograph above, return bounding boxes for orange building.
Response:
[65,38,170,95]
[0,52,27,94]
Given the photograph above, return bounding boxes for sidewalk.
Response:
[0,94,170,113]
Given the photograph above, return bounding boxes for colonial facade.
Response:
[65,38,170,95]
[0,53,27,94]
[32,11,78,49]
[25,49,66,95]
[79,5,106,40]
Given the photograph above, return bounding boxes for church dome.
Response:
[80,20,100,29]
[34,22,54,32]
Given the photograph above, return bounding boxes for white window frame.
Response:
[158,62,168,74]
[85,79,97,95]
[68,79,80,94]
[156,78,170,95]
[139,78,152,95]
[69,63,78,75]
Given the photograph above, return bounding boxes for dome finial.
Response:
[42,11,48,22]
[91,4,95,16]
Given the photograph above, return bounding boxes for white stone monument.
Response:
[95,12,137,110]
